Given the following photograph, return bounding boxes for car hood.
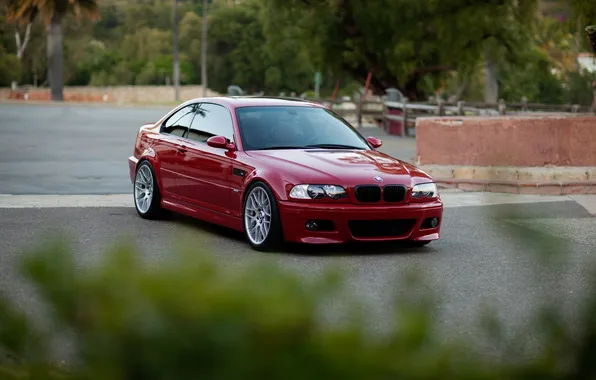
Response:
[246,149,430,187]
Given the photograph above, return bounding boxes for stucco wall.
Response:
[416,115,596,167]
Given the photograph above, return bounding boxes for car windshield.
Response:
[235,106,372,151]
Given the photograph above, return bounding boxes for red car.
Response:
[129,97,442,251]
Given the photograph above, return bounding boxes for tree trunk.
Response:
[15,23,32,60]
[587,27,596,114]
[201,0,208,97]
[484,46,498,104]
[173,0,180,101]
[47,13,64,101]
[586,26,596,55]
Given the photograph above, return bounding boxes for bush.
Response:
[1,234,596,379]
[0,51,22,86]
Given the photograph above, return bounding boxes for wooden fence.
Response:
[304,96,595,136]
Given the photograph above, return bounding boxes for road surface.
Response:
[1,102,595,360]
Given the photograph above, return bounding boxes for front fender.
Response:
[133,147,164,194]
[242,166,300,202]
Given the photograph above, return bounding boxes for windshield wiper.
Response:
[304,144,365,150]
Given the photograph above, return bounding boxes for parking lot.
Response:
[1,102,596,357]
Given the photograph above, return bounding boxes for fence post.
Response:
[498,98,506,115]
[521,96,528,112]
[356,93,363,129]
[402,97,409,137]
[437,98,445,116]
[382,100,388,132]
[457,101,465,116]
[591,80,596,115]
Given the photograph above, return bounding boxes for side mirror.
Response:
[207,135,236,150]
[366,136,383,148]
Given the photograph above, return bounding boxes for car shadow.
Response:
[159,211,436,257]
[282,241,436,257]
[165,212,245,241]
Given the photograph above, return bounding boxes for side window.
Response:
[161,104,197,137]
[187,103,234,143]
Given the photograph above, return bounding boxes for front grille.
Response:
[354,185,381,202]
[383,185,407,202]
[348,219,416,238]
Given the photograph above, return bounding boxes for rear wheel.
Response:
[243,182,283,251]
[134,161,164,219]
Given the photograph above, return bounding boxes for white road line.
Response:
[0,193,577,209]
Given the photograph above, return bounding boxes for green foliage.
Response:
[565,69,596,105]
[2,232,596,378]
[262,0,540,99]
[0,49,22,86]
[2,0,594,102]
[499,47,565,104]
[586,25,596,54]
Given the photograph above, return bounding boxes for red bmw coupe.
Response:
[129,97,443,251]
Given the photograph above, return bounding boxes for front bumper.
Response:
[278,199,443,244]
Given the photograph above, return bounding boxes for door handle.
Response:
[176,146,187,154]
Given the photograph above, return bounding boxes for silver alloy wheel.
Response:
[244,186,272,245]
[134,165,154,214]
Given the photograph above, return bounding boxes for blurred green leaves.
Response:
[1,228,596,379]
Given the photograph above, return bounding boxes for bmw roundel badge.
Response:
[374,176,383,182]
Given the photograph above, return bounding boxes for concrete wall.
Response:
[416,116,596,167]
[1,86,220,104]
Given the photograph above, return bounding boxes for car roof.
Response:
[183,96,325,109]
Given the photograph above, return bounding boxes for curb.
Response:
[434,178,596,195]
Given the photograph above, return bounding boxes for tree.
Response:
[7,0,99,101]
[0,46,22,86]
[6,0,36,61]
[173,0,180,100]
[201,0,208,97]
[587,26,596,54]
[262,0,539,100]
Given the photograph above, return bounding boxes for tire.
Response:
[242,181,284,251]
[133,160,164,219]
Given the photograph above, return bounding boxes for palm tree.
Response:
[7,0,99,101]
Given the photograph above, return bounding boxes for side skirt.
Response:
[161,198,244,233]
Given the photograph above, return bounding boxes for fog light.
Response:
[430,217,439,228]
[305,221,319,231]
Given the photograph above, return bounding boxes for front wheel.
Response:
[243,182,283,251]
[133,161,164,219]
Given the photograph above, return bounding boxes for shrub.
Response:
[1,234,596,379]
[0,51,22,87]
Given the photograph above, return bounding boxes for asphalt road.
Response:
[0,103,169,194]
[0,103,416,195]
[1,200,596,359]
[1,102,595,361]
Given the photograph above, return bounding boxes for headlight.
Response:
[289,184,347,200]
[411,182,438,199]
